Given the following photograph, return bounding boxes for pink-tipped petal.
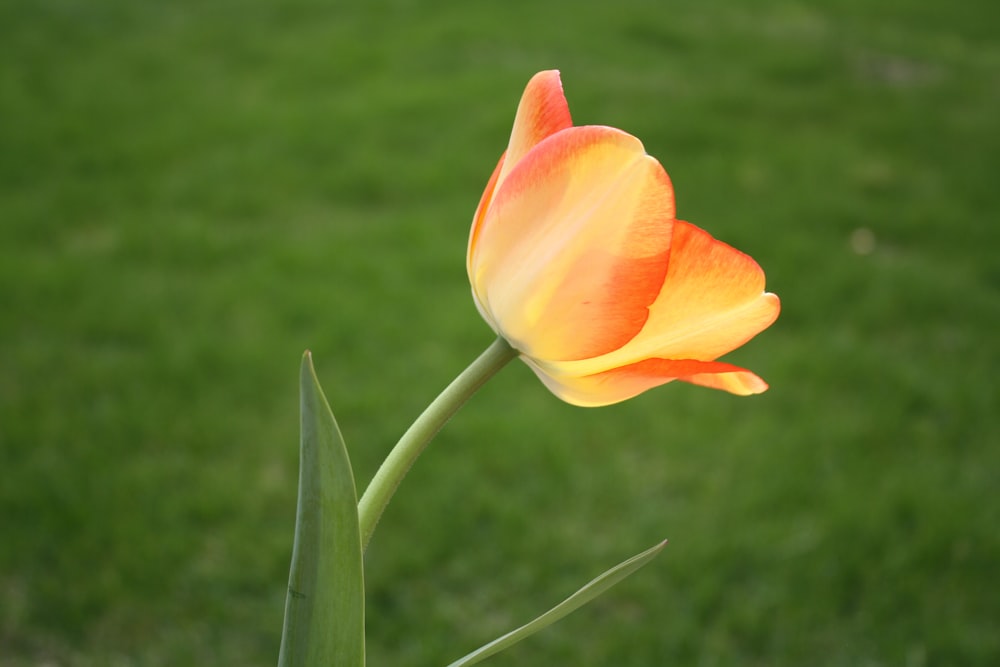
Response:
[497,70,573,188]
[469,72,573,303]
[471,126,675,362]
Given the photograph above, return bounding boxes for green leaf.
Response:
[446,540,667,667]
[278,351,365,667]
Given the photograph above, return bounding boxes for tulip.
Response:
[467,70,780,407]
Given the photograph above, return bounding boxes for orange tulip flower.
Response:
[467,70,780,407]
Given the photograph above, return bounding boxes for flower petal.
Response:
[467,152,505,293]
[677,368,769,395]
[471,125,675,362]
[580,220,779,370]
[497,70,573,190]
[525,357,768,407]
[469,71,573,320]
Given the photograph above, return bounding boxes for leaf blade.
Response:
[277,351,365,667]
[446,540,667,667]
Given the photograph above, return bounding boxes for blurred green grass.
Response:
[2,0,998,664]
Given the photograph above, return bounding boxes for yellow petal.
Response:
[574,220,779,372]
[471,125,675,362]
[469,71,573,320]
[525,357,768,407]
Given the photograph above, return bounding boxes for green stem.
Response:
[358,337,517,551]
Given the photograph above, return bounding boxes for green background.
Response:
[2,0,997,664]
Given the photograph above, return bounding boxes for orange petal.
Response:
[595,220,779,366]
[469,72,573,314]
[497,70,573,189]
[677,368,769,395]
[471,126,676,361]
[525,357,768,407]
[467,152,505,285]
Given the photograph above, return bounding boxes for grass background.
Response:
[2,0,998,664]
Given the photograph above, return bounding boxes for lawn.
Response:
[2,0,998,665]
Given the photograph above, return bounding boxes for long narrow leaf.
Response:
[277,351,365,667]
[446,540,667,667]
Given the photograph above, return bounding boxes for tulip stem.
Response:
[358,336,517,551]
